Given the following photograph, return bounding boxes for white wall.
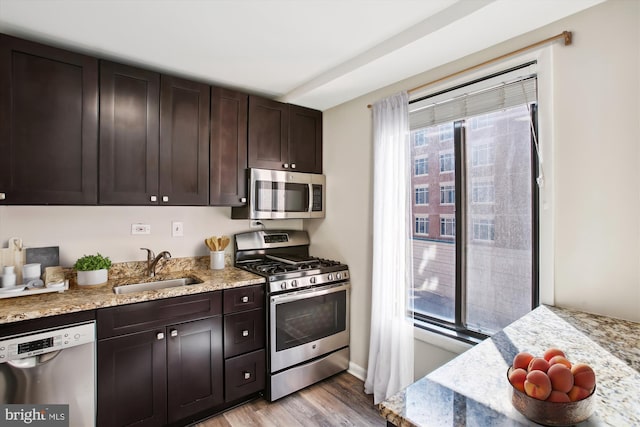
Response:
[0,206,301,266]
[311,0,640,379]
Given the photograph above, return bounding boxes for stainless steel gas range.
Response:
[234,230,350,401]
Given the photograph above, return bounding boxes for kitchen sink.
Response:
[113,277,202,294]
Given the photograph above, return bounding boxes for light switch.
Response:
[172,221,184,237]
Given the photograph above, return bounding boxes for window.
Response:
[440,184,455,205]
[414,156,428,176]
[439,152,454,172]
[440,216,456,238]
[413,129,427,147]
[415,216,429,235]
[471,179,495,204]
[471,142,494,167]
[408,64,538,341]
[415,186,429,205]
[472,218,495,241]
[438,124,453,142]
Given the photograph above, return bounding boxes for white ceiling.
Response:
[0,0,604,111]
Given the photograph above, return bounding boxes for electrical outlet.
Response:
[131,223,151,235]
[250,220,263,229]
[172,221,184,237]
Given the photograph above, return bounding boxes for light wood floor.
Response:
[195,372,385,426]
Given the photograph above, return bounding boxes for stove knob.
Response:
[310,277,316,284]
[328,274,333,281]
[336,273,342,280]
[291,280,298,288]
[280,282,287,290]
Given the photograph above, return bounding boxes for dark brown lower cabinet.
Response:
[97,292,224,427]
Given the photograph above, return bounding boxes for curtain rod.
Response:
[367,30,572,109]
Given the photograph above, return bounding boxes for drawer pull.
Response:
[150,195,158,202]
[242,330,249,337]
[241,296,249,303]
[170,329,178,337]
[156,332,165,340]
[243,371,251,380]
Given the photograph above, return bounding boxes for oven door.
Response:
[269,282,350,373]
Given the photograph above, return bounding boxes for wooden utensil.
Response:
[220,236,230,250]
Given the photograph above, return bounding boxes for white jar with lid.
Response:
[1,266,16,287]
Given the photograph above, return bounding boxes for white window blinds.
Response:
[409,63,537,130]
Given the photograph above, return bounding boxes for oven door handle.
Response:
[270,282,350,305]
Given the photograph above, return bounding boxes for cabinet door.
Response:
[224,349,265,402]
[0,34,98,205]
[248,96,289,171]
[224,308,265,358]
[210,87,248,206]
[97,330,167,427]
[166,317,224,424]
[289,104,323,173]
[99,61,160,205]
[159,75,209,205]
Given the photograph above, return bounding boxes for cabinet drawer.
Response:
[98,291,222,339]
[223,284,264,314]
[224,308,264,358]
[224,349,265,402]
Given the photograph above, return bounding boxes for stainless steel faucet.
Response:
[140,248,172,277]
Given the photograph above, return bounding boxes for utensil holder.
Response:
[210,251,225,270]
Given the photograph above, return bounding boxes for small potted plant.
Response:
[74,253,112,286]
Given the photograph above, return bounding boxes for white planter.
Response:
[77,269,108,286]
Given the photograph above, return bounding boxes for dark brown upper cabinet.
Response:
[247,96,322,174]
[289,104,323,173]
[99,62,209,205]
[210,87,248,206]
[247,96,289,171]
[0,34,98,205]
[159,75,210,205]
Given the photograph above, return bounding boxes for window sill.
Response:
[414,322,477,355]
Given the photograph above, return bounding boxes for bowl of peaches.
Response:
[507,347,596,426]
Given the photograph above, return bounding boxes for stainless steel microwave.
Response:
[231,168,325,220]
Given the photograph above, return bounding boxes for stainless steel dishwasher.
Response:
[0,321,96,427]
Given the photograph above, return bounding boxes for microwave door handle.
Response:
[308,184,313,212]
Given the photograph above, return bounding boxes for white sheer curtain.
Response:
[364,91,414,404]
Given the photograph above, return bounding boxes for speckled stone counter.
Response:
[380,305,640,426]
[0,256,265,325]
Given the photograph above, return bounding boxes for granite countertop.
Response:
[380,305,640,426]
[0,256,265,325]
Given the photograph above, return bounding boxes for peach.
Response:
[513,351,534,370]
[508,368,528,393]
[543,347,566,362]
[548,355,572,369]
[571,363,596,392]
[547,363,574,393]
[568,385,591,402]
[547,390,571,403]
[527,357,550,373]
[524,370,552,401]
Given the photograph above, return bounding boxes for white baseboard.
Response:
[347,361,366,381]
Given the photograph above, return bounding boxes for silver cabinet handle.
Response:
[242,329,249,337]
[0,193,5,200]
[162,196,169,202]
[243,372,251,380]
[240,197,247,203]
[291,163,296,169]
[170,329,178,337]
[157,332,165,340]
[151,195,158,202]
[241,296,249,303]
[283,163,289,169]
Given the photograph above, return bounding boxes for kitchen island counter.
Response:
[0,256,265,325]
[380,305,640,426]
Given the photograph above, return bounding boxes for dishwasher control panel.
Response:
[0,321,95,362]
